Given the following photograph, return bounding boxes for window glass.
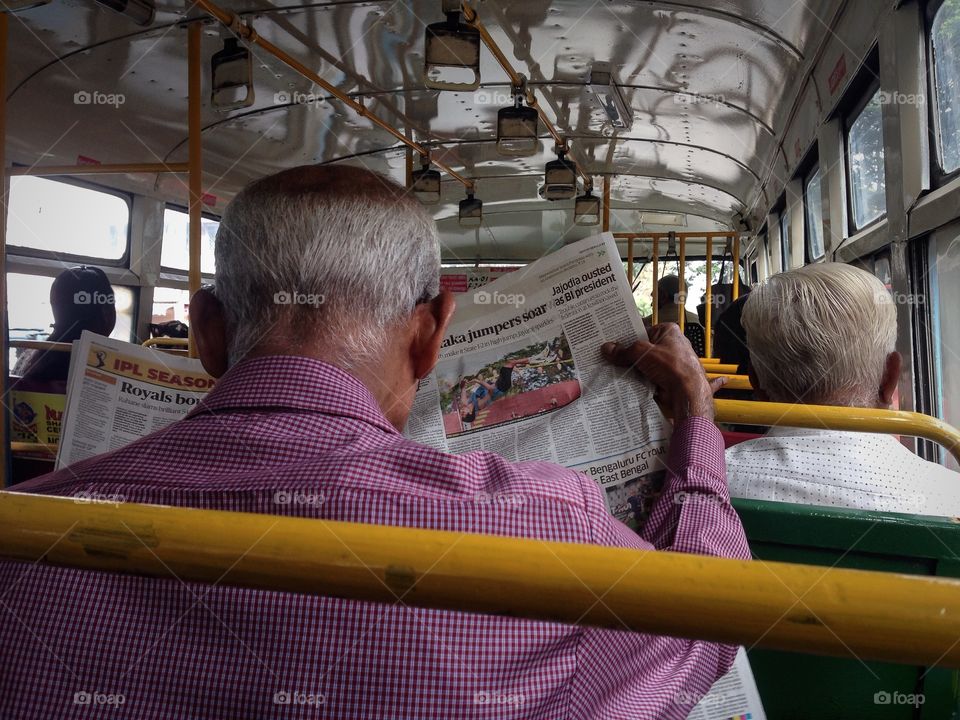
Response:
[161,208,218,274]
[805,168,825,260]
[779,211,791,271]
[932,0,960,174]
[7,271,136,369]
[152,287,192,326]
[7,176,129,260]
[847,89,887,229]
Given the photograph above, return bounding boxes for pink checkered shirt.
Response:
[0,356,749,719]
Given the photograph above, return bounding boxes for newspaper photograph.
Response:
[405,232,670,528]
[56,331,215,469]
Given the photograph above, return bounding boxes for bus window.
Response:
[6,176,129,261]
[804,167,825,260]
[7,271,136,370]
[779,210,791,270]
[151,286,191,327]
[846,88,886,230]
[161,207,218,274]
[931,0,960,176]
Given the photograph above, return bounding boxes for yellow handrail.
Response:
[1,491,960,667]
[9,339,71,352]
[706,373,752,391]
[10,442,55,457]
[702,362,739,373]
[700,357,721,364]
[715,399,960,464]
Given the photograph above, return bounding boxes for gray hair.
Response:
[741,262,897,406]
[214,164,441,367]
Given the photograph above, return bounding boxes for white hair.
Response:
[741,262,897,406]
[214,164,441,367]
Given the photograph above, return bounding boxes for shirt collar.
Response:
[186,355,399,435]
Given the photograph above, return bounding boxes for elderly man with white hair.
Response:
[727,262,960,516]
[0,165,749,720]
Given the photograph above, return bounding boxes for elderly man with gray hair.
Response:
[727,262,960,516]
[0,164,749,719]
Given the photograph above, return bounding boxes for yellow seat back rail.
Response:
[715,398,960,464]
[2,491,960,668]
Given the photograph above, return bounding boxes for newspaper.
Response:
[407,233,766,719]
[687,649,767,720]
[406,232,670,529]
[56,331,215,469]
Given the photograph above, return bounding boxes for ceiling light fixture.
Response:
[587,61,632,131]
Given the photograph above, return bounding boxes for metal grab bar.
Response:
[142,337,189,348]
[1,491,960,667]
[714,399,960,464]
[9,339,71,352]
[10,442,55,456]
[702,362,740,374]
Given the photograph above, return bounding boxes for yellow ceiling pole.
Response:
[8,163,189,176]
[651,236,659,325]
[705,235,713,357]
[602,176,610,232]
[0,12,7,488]
[714,399,960,464]
[3,491,960,667]
[194,0,472,190]
[678,233,686,333]
[459,1,591,185]
[187,21,203,359]
[733,234,741,299]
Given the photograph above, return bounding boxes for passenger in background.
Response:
[12,265,115,382]
[714,294,750,376]
[0,165,748,720]
[642,274,701,327]
[727,262,960,516]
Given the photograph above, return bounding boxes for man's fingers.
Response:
[600,340,654,367]
[708,376,728,395]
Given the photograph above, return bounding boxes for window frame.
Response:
[927,0,960,186]
[5,173,132,266]
[777,200,791,271]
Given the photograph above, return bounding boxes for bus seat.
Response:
[734,498,960,719]
[721,430,762,448]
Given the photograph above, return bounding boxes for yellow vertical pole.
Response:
[627,236,633,286]
[651,237,659,325]
[733,234,740,301]
[705,235,713,358]
[602,176,610,232]
[678,234,686,333]
[188,22,203,359]
[0,13,8,487]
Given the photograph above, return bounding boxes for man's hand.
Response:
[601,324,726,422]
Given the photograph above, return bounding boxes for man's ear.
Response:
[189,288,229,378]
[410,290,456,380]
[747,362,769,402]
[879,351,902,407]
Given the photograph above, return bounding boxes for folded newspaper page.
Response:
[56,331,215,469]
[685,649,767,720]
[406,232,670,528]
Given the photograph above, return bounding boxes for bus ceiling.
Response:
[3,0,864,257]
